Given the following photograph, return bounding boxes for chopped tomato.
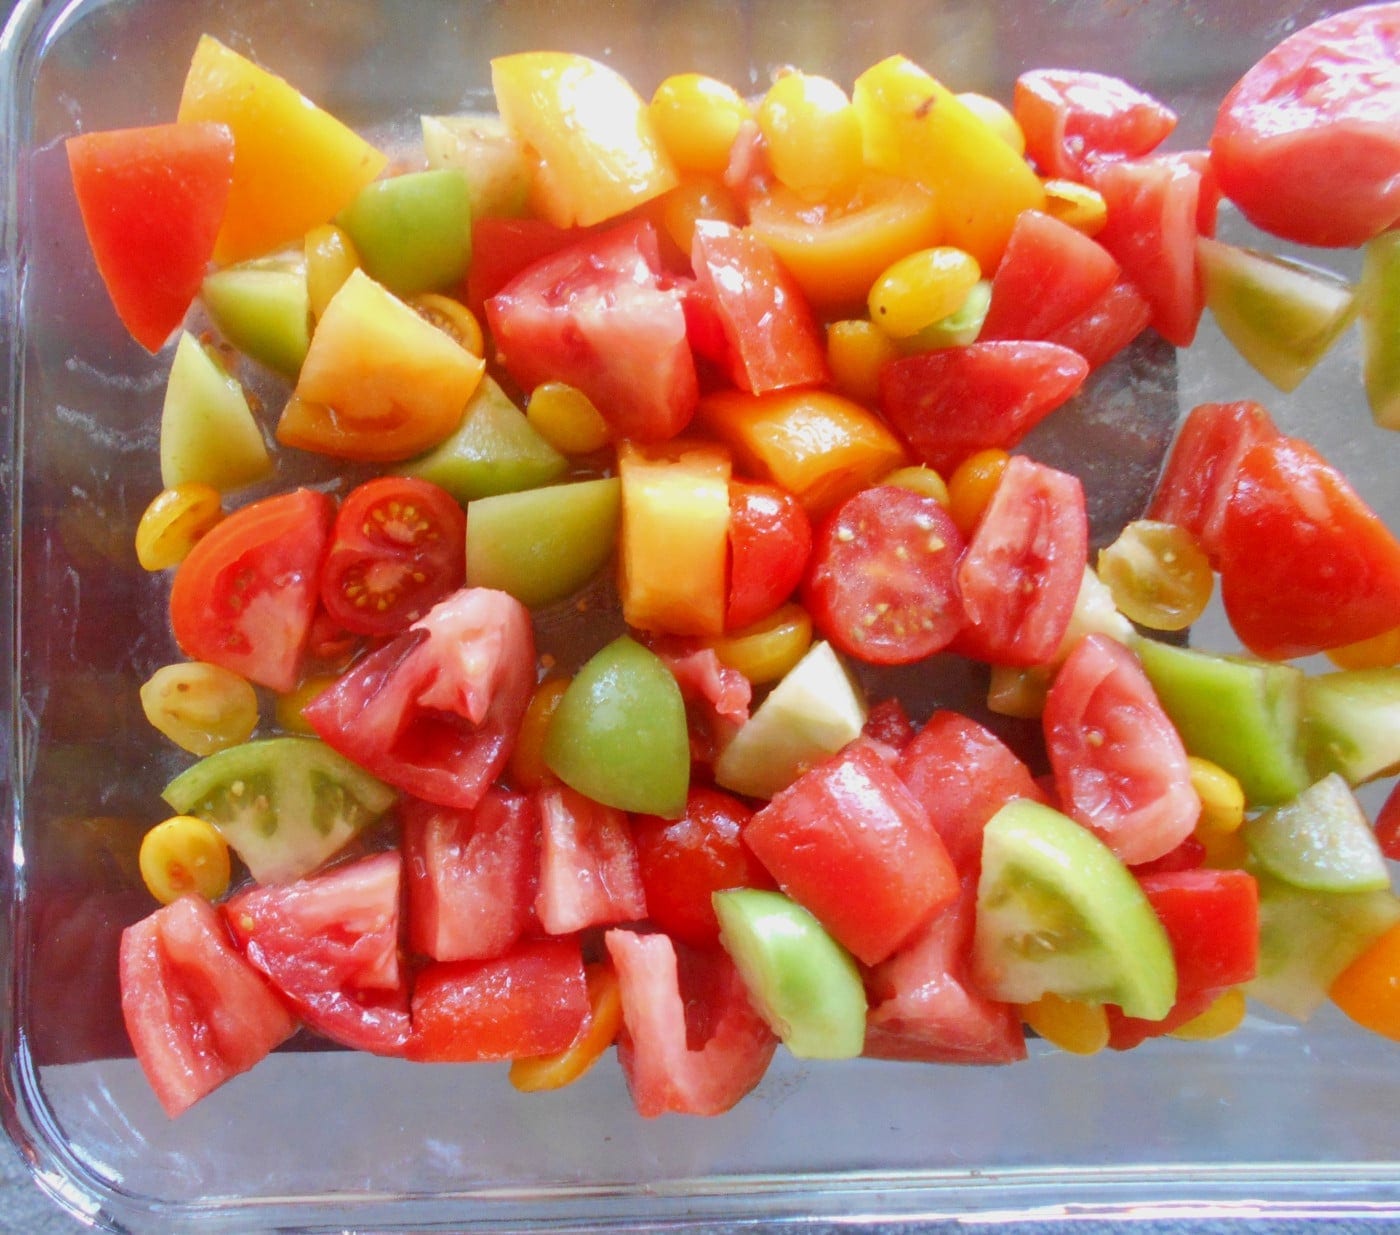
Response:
[1219,435,1400,660]
[954,456,1087,667]
[604,929,777,1117]
[66,122,234,353]
[1014,68,1177,181]
[1129,834,1207,878]
[1043,277,1152,371]
[879,342,1089,478]
[225,852,410,1057]
[407,937,590,1062]
[169,488,335,693]
[534,785,647,934]
[864,879,1027,1065]
[1089,153,1211,348]
[1211,4,1400,247]
[649,640,752,767]
[119,896,298,1118]
[320,477,466,637]
[802,485,966,665]
[632,785,774,948]
[863,698,916,751]
[743,742,959,966]
[896,711,1047,875]
[979,210,1121,343]
[306,587,535,809]
[485,219,698,442]
[465,215,582,316]
[690,221,829,395]
[1145,399,1280,564]
[1375,780,1400,862]
[401,790,537,962]
[1043,634,1200,866]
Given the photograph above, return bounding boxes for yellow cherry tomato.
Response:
[409,292,485,357]
[526,382,613,455]
[509,677,571,791]
[1042,178,1109,237]
[140,661,259,756]
[947,448,1010,536]
[1327,624,1400,670]
[826,318,902,406]
[704,603,814,685]
[274,674,339,735]
[868,246,981,339]
[509,963,624,1091]
[882,465,950,506]
[1188,757,1246,836]
[305,223,360,320]
[757,70,863,203]
[1168,988,1248,1041]
[1021,992,1109,1055]
[135,483,223,571]
[1098,520,1213,632]
[649,74,751,176]
[139,815,232,904]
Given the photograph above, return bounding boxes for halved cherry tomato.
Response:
[803,484,966,665]
[727,481,812,631]
[1219,435,1400,660]
[1014,68,1177,181]
[1211,5,1400,247]
[169,489,335,693]
[320,477,466,637]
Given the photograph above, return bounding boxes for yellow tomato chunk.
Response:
[619,440,732,636]
[826,318,902,406]
[178,35,388,264]
[510,963,623,1092]
[492,52,678,227]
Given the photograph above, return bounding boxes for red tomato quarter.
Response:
[726,480,813,631]
[306,587,535,809]
[486,219,699,441]
[1014,68,1177,180]
[1043,277,1153,371]
[1219,435,1400,660]
[879,341,1089,478]
[1043,634,1201,866]
[169,488,335,693]
[689,220,829,395]
[402,789,538,962]
[321,476,466,637]
[954,456,1087,667]
[744,742,959,966]
[67,121,234,352]
[119,896,297,1118]
[225,851,410,1057]
[632,785,773,948]
[407,936,590,1062]
[533,784,647,935]
[605,929,777,1117]
[803,484,966,665]
[1211,3,1400,247]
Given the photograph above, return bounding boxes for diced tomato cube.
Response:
[743,742,959,966]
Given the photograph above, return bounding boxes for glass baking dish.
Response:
[5,0,1400,1229]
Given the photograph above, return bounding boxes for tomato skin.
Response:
[1375,780,1400,861]
[119,896,298,1118]
[225,852,411,1057]
[321,477,467,637]
[726,481,812,631]
[486,219,699,442]
[66,122,234,353]
[979,210,1121,344]
[402,790,538,962]
[306,588,535,810]
[803,485,966,666]
[1043,277,1152,371]
[1219,436,1400,660]
[1146,400,1279,564]
[534,785,648,935]
[864,879,1026,1065]
[1211,4,1400,247]
[896,711,1047,876]
[632,785,773,948]
[1044,634,1201,867]
[169,489,335,694]
[604,929,777,1117]
[879,342,1089,478]
[690,221,829,394]
[406,937,590,1063]
[1014,69,1177,181]
[744,742,959,966]
[954,456,1087,667]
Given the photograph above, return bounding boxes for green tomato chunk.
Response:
[1360,231,1400,430]
[337,168,473,297]
[466,477,620,608]
[162,736,396,884]
[201,260,311,379]
[397,376,567,502]
[421,114,530,219]
[714,889,867,1059]
[973,799,1176,1021]
[1242,774,1390,895]
[1303,667,1400,787]
[160,331,271,491]
[543,636,689,816]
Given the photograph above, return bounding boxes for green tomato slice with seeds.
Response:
[162,736,396,884]
[972,799,1176,1021]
